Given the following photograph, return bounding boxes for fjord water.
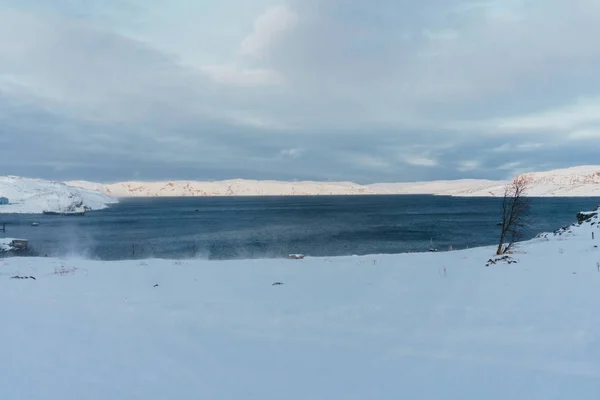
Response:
[2,195,599,260]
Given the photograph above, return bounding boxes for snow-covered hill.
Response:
[369,179,504,197]
[0,176,117,214]
[1,206,600,399]
[68,166,600,198]
[443,166,600,197]
[68,179,382,197]
[364,166,600,197]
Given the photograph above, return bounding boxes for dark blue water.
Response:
[1,196,599,260]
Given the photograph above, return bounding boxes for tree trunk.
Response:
[496,239,504,255]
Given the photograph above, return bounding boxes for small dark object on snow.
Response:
[11,275,35,280]
[272,282,284,286]
[153,284,159,287]
[486,255,518,267]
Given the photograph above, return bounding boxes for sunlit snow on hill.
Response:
[68,166,600,198]
[0,176,117,214]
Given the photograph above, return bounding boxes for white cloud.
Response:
[239,4,298,59]
[2,0,600,182]
[201,64,281,86]
[497,161,522,170]
[356,156,391,169]
[492,142,545,152]
[484,98,600,134]
[422,29,458,41]
[568,128,600,140]
[457,160,480,172]
[517,142,544,150]
[279,148,303,158]
[403,156,438,167]
[491,143,511,152]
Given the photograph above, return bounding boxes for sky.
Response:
[1,0,600,183]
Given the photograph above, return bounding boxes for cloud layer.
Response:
[1,0,599,183]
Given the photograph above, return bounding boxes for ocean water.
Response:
[1,195,599,260]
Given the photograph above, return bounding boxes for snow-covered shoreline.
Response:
[0,176,117,214]
[1,207,600,399]
[68,165,600,198]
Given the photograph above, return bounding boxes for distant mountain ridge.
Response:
[68,166,600,198]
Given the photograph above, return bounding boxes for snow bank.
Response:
[2,209,600,399]
[0,176,117,214]
[67,165,600,197]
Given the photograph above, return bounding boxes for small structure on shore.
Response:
[0,238,29,253]
[0,197,8,205]
[288,254,305,260]
[10,239,29,250]
[429,238,438,252]
[43,210,85,216]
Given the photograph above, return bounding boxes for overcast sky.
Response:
[1,0,599,183]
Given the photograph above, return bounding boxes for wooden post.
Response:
[1,222,5,233]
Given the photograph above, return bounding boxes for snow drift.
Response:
[0,176,117,214]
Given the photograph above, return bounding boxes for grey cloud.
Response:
[253,0,600,126]
[1,1,600,183]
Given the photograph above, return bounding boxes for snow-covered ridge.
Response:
[68,179,383,197]
[67,166,600,198]
[0,176,117,214]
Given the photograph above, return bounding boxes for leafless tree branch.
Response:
[497,175,531,255]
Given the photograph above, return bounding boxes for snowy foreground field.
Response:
[1,210,600,399]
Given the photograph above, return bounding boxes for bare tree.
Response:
[497,175,531,255]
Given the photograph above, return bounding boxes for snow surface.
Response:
[68,165,600,198]
[1,209,600,399]
[0,176,117,214]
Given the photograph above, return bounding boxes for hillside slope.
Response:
[0,176,117,214]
